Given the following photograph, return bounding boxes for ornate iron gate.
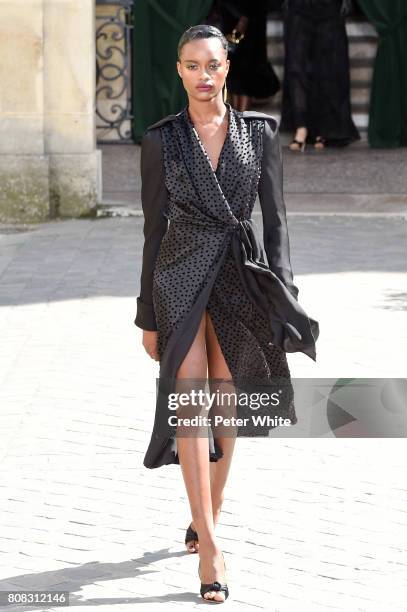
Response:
[96,0,134,143]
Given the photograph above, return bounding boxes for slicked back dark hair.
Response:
[177,24,228,61]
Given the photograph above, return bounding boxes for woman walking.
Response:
[135,24,319,602]
[281,0,360,150]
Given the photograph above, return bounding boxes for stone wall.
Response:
[0,0,102,223]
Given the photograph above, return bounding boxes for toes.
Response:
[186,540,198,553]
[204,591,225,602]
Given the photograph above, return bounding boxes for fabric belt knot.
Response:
[170,213,319,360]
[227,216,320,361]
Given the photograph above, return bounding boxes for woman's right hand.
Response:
[142,330,159,361]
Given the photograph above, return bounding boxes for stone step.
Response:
[349,65,374,82]
[265,85,370,107]
[270,64,372,95]
[267,38,378,63]
[266,16,378,38]
[271,63,374,83]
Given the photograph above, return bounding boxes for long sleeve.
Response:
[134,128,169,331]
[257,118,299,301]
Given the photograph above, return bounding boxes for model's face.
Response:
[177,37,229,102]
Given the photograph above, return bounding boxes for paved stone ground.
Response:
[99,138,407,215]
[0,208,406,611]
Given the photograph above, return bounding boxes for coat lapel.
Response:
[174,103,241,224]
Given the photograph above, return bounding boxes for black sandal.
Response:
[314,136,326,149]
[185,523,199,553]
[289,138,306,152]
[198,553,229,602]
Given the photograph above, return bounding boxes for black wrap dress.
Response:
[135,102,319,469]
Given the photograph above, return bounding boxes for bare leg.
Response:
[185,313,236,552]
[206,311,236,530]
[176,310,231,601]
[176,310,210,552]
[196,311,235,601]
[290,125,308,151]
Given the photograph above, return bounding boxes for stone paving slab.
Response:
[99,140,407,212]
[0,216,406,611]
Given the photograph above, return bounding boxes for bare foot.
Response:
[198,545,227,602]
[314,136,326,150]
[185,522,199,553]
[289,126,308,151]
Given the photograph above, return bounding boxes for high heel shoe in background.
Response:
[314,136,326,150]
[289,138,306,152]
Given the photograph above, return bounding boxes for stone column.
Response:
[0,0,102,222]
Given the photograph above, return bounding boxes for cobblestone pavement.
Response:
[0,213,406,611]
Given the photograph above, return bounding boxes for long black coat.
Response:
[135,102,319,469]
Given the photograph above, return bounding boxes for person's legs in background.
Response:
[282,3,313,150]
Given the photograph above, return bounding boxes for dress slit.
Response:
[143,241,231,468]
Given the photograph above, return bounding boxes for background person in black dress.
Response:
[207,0,280,111]
[280,0,360,150]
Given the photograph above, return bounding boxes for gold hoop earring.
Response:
[223,82,228,103]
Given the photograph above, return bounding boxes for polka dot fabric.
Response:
[142,102,297,469]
